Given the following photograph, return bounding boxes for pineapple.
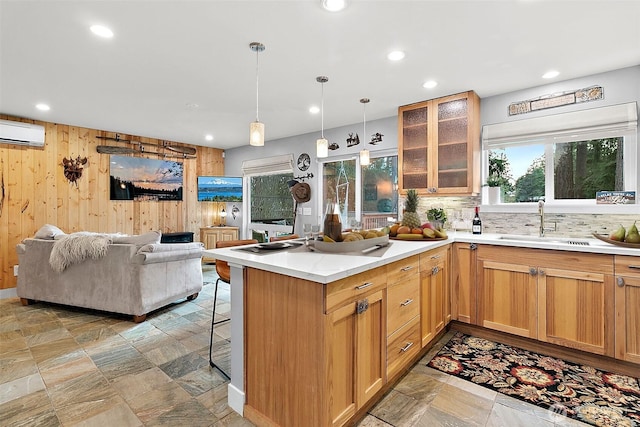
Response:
[401,189,421,229]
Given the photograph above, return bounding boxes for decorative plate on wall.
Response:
[297,153,311,171]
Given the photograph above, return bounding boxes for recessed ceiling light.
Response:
[205,134,214,141]
[322,0,346,12]
[90,25,114,38]
[422,80,438,89]
[35,103,50,111]
[309,106,320,114]
[542,70,559,79]
[387,51,405,61]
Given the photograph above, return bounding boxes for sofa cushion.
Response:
[34,224,66,240]
[113,230,162,246]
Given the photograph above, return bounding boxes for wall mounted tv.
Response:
[197,176,243,202]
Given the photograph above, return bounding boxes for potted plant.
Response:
[485,151,513,204]
[427,207,447,229]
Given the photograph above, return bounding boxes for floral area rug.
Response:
[428,333,640,427]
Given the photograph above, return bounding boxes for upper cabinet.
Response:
[398,91,481,195]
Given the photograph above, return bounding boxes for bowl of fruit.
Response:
[592,221,640,248]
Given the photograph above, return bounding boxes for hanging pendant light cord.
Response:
[255,49,260,122]
[321,82,325,138]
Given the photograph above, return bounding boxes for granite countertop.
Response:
[206,232,639,284]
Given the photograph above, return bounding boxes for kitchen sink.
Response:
[496,235,604,246]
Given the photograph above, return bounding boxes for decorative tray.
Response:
[313,235,389,253]
[592,233,640,248]
[391,236,447,242]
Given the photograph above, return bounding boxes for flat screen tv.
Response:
[197,176,243,202]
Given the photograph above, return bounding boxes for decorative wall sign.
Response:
[596,191,635,204]
[508,85,603,116]
[62,156,88,186]
[346,133,360,147]
[370,133,384,145]
[328,142,339,151]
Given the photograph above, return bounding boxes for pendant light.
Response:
[316,76,329,158]
[249,42,265,146]
[359,98,370,165]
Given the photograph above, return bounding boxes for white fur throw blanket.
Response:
[49,232,114,273]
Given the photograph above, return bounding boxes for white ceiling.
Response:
[1,0,639,150]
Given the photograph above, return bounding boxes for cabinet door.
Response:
[420,256,447,347]
[477,259,537,339]
[538,268,614,356]
[219,228,238,242]
[433,92,480,195]
[452,242,477,324]
[615,274,640,363]
[398,101,430,192]
[329,289,385,427]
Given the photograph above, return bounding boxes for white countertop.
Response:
[206,232,639,284]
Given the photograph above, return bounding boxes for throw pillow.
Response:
[34,224,66,240]
[113,230,162,246]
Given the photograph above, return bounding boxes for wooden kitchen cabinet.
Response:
[398,91,480,195]
[477,245,615,356]
[452,242,477,324]
[385,255,421,379]
[420,246,450,346]
[614,255,640,363]
[200,226,238,262]
[244,266,386,427]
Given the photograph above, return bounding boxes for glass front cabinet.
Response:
[398,90,481,195]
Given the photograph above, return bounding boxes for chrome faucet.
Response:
[538,200,556,237]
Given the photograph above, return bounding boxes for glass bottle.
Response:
[323,200,342,242]
[472,206,482,234]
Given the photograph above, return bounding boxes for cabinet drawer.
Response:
[615,255,640,277]
[420,246,448,271]
[386,255,420,284]
[326,267,387,313]
[387,275,420,334]
[387,316,421,379]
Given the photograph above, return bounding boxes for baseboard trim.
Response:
[228,383,245,416]
[0,287,17,300]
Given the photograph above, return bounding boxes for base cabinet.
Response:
[200,226,238,262]
[615,255,640,363]
[452,242,477,324]
[477,245,615,356]
[420,246,450,347]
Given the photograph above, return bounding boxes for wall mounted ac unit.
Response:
[0,119,45,147]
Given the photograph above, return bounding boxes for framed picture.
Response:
[110,155,183,201]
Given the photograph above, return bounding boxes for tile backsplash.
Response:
[402,196,638,238]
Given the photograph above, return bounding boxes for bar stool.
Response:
[209,238,258,379]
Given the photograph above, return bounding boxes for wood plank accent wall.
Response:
[0,115,226,290]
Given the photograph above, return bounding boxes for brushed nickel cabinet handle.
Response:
[430,255,441,259]
[401,266,414,272]
[400,342,414,352]
[628,265,640,270]
[617,277,625,287]
[355,282,373,290]
[400,299,414,306]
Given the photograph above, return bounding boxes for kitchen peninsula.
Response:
[207,233,639,427]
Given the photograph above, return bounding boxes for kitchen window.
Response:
[481,102,638,211]
[320,150,398,228]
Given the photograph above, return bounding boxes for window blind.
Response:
[482,102,638,148]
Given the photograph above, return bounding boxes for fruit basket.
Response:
[592,233,640,248]
[391,235,447,242]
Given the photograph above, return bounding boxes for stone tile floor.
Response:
[0,265,587,426]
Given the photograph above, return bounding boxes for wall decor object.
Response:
[596,191,635,204]
[95,134,196,159]
[508,85,603,116]
[0,158,4,217]
[346,132,360,147]
[328,142,340,151]
[297,153,311,171]
[110,155,183,201]
[197,176,243,202]
[62,155,88,186]
[370,132,384,144]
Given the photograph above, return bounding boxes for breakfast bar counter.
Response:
[206,233,638,426]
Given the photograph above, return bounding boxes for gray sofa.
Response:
[16,238,204,322]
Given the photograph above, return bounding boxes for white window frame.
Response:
[481,102,639,214]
